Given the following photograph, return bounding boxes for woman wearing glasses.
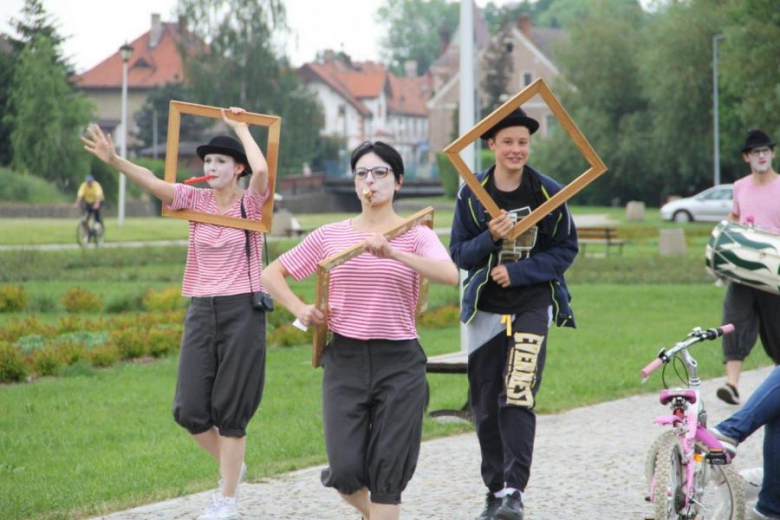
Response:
[262,141,458,519]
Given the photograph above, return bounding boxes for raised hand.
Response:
[81,125,117,164]
[221,107,249,132]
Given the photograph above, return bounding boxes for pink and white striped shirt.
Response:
[167,184,268,297]
[732,175,780,233]
[279,219,451,340]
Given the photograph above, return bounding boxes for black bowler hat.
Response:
[740,129,775,153]
[480,108,540,140]
[196,135,252,176]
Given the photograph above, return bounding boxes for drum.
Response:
[705,220,780,295]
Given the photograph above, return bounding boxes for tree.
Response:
[6,35,93,187]
[177,0,322,174]
[0,44,16,165]
[481,23,514,113]
[8,0,74,75]
[134,82,208,150]
[376,0,459,76]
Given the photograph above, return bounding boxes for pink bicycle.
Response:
[641,325,745,520]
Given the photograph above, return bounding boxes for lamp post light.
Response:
[118,42,133,227]
[712,34,725,187]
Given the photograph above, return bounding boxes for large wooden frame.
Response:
[311,207,435,367]
[161,101,281,232]
[444,78,607,240]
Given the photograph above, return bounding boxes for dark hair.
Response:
[350,141,404,182]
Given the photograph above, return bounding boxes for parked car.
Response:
[660,184,733,223]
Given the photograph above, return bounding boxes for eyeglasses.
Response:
[353,166,392,179]
[748,147,773,157]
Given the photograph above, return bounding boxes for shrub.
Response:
[268,324,308,348]
[418,305,461,329]
[14,335,48,356]
[56,315,84,334]
[56,360,97,378]
[1,316,54,343]
[266,306,296,328]
[61,287,103,313]
[0,167,67,204]
[54,331,110,351]
[55,341,87,365]
[110,329,146,360]
[29,293,58,313]
[142,286,185,312]
[437,152,460,199]
[88,343,120,367]
[30,345,63,376]
[106,293,144,313]
[147,327,181,358]
[0,285,27,312]
[0,342,28,383]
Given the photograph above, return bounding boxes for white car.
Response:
[660,184,733,223]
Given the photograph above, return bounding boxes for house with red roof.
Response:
[74,14,199,149]
[299,51,433,177]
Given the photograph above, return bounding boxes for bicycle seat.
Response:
[659,389,697,405]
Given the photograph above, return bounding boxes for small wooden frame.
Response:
[311,207,435,368]
[444,78,607,240]
[161,100,281,232]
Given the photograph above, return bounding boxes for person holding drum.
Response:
[717,128,780,406]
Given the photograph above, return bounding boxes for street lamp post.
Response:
[712,34,725,187]
[118,42,133,227]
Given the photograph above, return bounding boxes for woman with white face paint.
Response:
[82,107,270,520]
[262,141,459,520]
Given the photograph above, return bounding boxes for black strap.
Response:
[240,195,267,290]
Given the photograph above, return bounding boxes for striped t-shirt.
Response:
[167,184,267,297]
[279,219,451,340]
[732,175,780,233]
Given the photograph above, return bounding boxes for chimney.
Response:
[516,13,532,37]
[404,60,418,78]
[323,49,335,64]
[150,13,163,48]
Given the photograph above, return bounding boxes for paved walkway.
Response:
[94,367,770,520]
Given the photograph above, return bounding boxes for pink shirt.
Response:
[167,184,268,297]
[732,175,780,233]
[279,220,451,340]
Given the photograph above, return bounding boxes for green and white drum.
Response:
[705,220,780,295]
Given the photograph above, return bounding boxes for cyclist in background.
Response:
[74,174,104,235]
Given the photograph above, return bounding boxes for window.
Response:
[523,71,534,87]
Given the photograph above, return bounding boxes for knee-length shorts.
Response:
[172,293,267,438]
[320,333,428,505]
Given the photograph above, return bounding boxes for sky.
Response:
[0,0,513,74]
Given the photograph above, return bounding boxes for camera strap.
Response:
[240,195,267,291]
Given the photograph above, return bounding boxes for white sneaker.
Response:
[218,462,247,501]
[741,467,764,501]
[197,495,239,520]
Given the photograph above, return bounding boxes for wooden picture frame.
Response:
[161,101,281,232]
[444,78,607,240]
[311,207,435,367]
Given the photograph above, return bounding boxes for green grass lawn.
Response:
[1,284,772,519]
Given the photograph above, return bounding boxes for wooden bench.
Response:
[577,226,626,256]
[425,351,472,421]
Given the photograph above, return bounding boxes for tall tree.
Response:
[376,0,459,75]
[178,0,322,174]
[134,82,208,150]
[481,23,514,113]
[0,41,16,165]
[8,0,74,75]
[6,35,93,187]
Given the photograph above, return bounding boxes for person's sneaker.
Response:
[708,427,738,458]
[750,505,780,519]
[717,383,741,405]
[496,490,524,520]
[197,495,239,520]
[218,462,247,501]
[475,491,501,520]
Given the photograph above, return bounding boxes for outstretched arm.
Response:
[222,108,269,195]
[81,125,174,205]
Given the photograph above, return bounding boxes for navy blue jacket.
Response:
[449,165,578,327]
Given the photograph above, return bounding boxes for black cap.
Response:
[480,108,540,140]
[196,135,252,175]
[741,129,775,153]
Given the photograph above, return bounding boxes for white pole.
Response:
[712,35,724,187]
[119,60,129,227]
[459,0,475,353]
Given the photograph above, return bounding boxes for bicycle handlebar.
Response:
[640,324,734,380]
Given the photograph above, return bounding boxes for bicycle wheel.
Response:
[92,222,105,246]
[652,434,686,519]
[645,430,678,485]
[688,459,745,520]
[76,221,89,247]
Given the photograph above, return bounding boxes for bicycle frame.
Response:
[644,328,734,511]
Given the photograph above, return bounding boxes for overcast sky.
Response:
[0,0,516,73]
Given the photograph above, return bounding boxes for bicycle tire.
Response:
[76,221,88,247]
[692,460,745,520]
[645,430,678,485]
[652,434,686,519]
[93,222,105,246]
